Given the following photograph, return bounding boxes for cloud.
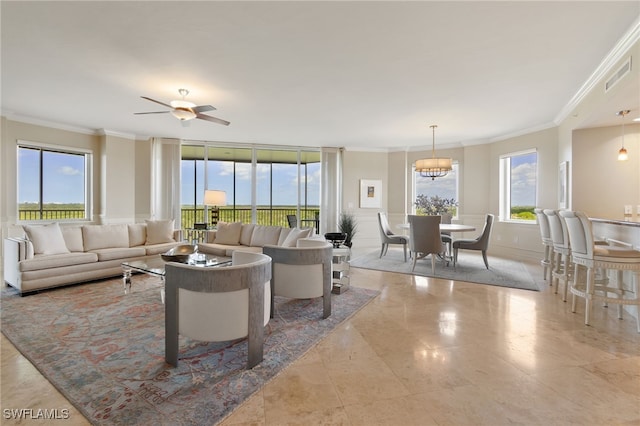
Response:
[58,166,81,176]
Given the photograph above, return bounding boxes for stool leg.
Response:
[616,270,623,320]
[571,263,580,313]
[585,267,594,326]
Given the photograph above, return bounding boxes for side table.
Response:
[332,246,351,294]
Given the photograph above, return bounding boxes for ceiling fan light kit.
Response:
[135,88,230,126]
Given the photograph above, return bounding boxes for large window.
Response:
[181,144,320,229]
[499,150,537,221]
[413,163,459,217]
[17,143,90,221]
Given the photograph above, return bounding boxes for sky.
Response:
[509,152,537,206]
[181,160,321,206]
[18,148,85,204]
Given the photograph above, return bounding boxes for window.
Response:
[180,144,320,229]
[17,143,90,221]
[413,163,459,217]
[499,150,537,221]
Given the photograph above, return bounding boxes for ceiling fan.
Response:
[134,89,230,126]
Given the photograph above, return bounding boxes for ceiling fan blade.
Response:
[141,96,173,109]
[192,105,216,113]
[134,111,170,115]
[196,113,230,126]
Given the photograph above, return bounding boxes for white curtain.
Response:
[320,147,343,235]
[150,138,181,222]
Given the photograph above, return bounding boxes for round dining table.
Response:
[397,223,476,233]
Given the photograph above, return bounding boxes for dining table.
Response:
[397,223,476,233]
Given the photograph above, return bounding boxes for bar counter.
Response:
[591,218,640,250]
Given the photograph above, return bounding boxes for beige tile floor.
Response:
[2,250,640,425]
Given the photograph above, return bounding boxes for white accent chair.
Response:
[262,238,333,319]
[377,212,409,262]
[560,210,640,332]
[408,215,446,274]
[164,251,272,368]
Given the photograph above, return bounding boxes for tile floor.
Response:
[2,249,639,425]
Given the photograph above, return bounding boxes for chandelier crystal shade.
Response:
[416,124,452,180]
[617,110,630,161]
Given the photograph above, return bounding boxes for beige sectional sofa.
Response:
[196,221,316,256]
[3,220,181,295]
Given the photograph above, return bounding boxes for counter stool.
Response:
[559,210,640,333]
[535,208,554,282]
[543,209,572,301]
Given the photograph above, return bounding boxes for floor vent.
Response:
[605,56,632,92]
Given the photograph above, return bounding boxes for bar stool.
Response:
[534,208,554,282]
[543,209,572,301]
[559,210,640,333]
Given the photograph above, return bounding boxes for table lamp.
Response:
[204,190,227,227]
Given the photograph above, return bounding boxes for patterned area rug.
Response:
[1,276,379,425]
[351,249,539,291]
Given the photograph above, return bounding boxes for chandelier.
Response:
[415,124,452,180]
[617,109,630,161]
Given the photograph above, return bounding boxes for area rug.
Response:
[351,249,539,291]
[0,276,379,425]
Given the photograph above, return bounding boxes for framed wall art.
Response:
[360,179,381,208]
[558,161,568,209]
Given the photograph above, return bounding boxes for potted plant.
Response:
[338,211,358,248]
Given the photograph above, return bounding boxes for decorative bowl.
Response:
[161,244,197,263]
[324,232,347,248]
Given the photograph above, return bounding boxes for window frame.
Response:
[498,148,538,223]
[17,140,93,223]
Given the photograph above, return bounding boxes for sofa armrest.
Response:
[3,237,32,287]
[173,229,183,242]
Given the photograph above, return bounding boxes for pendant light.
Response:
[617,110,630,161]
[415,124,452,180]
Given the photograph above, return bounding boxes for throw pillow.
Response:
[281,227,310,247]
[24,223,70,255]
[82,224,129,251]
[214,221,242,245]
[60,226,84,252]
[145,219,175,245]
[128,224,147,247]
[250,225,281,247]
[239,223,255,246]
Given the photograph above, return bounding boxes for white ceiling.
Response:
[1,1,639,150]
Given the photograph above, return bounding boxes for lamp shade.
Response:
[171,108,196,121]
[204,190,227,206]
[415,157,453,171]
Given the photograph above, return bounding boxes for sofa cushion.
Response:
[90,247,147,262]
[82,224,129,251]
[214,221,242,245]
[129,224,147,247]
[278,228,291,245]
[60,226,84,252]
[145,219,175,245]
[281,227,313,247]
[250,225,281,247]
[239,223,255,246]
[144,242,181,256]
[24,223,70,255]
[19,252,98,272]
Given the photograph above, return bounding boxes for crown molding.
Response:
[96,128,138,140]
[554,16,640,125]
[1,111,97,135]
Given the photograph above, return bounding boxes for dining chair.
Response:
[534,208,555,281]
[286,214,297,228]
[452,214,494,269]
[377,212,409,262]
[408,215,446,274]
[440,212,453,257]
[559,210,640,332]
